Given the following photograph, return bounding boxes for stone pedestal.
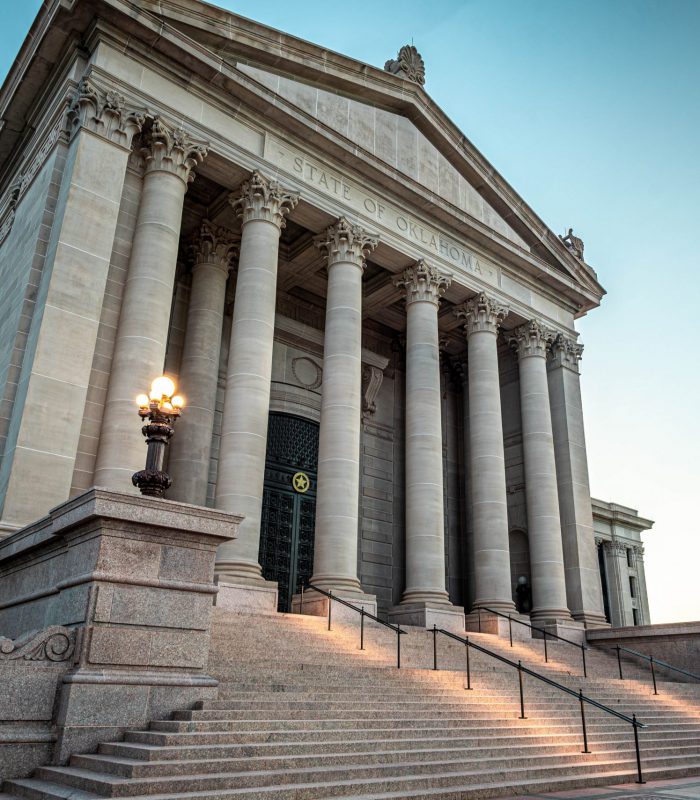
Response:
[0,487,240,766]
[464,610,533,641]
[214,578,279,615]
[291,589,378,623]
[390,602,465,635]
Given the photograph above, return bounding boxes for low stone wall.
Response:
[0,487,241,776]
[586,621,700,682]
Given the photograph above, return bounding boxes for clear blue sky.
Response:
[2,0,698,622]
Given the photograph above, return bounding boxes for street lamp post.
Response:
[132,376,184,497]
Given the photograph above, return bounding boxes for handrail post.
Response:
[579,689,590,753]
[328,590,332,631]
[432,625,438,670]
[397,630,401,670]
[360,607,365,651]
[508,615,513,647]
[300,585,304,615]
[616,644,623,680]
[518,660,527,719]
[543,629,548,663]
[633,714,645,783]
[465,638,472,690]
[650,656,658,695]
[478,607,482,633]
[581,644,587,678]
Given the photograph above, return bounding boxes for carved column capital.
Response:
[393,259,451,306]
[139,117,208,184]
[190,220,239,274]
[67,78,146,149]
[509,319,554,359]
[315,216,378,269]
[230,170,299,229]
[633,545,645,560]
[455,292,509,336]
[550,333,584,372]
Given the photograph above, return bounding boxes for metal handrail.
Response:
[302,583,407,668]
[609,643,700,694]
[433,626,647,784]
[476,606,588,677]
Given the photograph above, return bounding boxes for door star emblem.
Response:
[292,472,310,493]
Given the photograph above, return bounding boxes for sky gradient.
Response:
[2,0,698,622]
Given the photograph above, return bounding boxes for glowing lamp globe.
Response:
[150,375,175,400]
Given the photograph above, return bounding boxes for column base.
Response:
[573,610,611,629]
[292,588,377,622]
[465,610,532,640]
[214,576,279,615]
[531,618,586,643]
[388,602,465,634]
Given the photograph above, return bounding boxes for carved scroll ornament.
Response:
[0,625,75,662]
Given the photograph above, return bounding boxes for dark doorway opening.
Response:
[259,413,319,612]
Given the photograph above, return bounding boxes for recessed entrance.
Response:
[259,413,319,612]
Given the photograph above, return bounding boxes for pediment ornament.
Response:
[384,45,426,86]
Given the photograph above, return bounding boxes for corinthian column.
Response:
[168,221,239,505]
[455,293,516,615]
[389,261,463,631]
[310,218,377,600]
[547,335,607,627]
[510,321,575,629]
[95,119,207,490]
[214,172,298,598]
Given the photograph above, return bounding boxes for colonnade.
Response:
[92,122,604,627]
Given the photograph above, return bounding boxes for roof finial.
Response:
[384,45,425,86]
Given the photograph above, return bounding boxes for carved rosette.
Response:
[509,319,555,359]
[190,220,239,274]
[550,333,584,373]
[230,170,299,229]
[314,216,378,269]
[0,626,75,662]
[455,292,509,337]
[139,117,208,184]
[67,78,145,148]
[393,259,451,306]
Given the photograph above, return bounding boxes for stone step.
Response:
[123,721,700,747]
[100,730,687,762]
[70,743,700,779]
[8,757,700,800]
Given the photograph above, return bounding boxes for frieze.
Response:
[264,137,499,286]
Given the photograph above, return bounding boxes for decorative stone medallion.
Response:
[291,356,323,390]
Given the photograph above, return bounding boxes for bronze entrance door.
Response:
[259,413,319,612]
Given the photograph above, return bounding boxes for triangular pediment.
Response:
[145,0,603,304]
[237,64,530,252]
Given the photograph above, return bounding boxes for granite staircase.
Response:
[3,607,700,799]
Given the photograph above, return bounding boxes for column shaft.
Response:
[214,172,298,583]
[511,321,572,623]
[94,120,207,490]
[311,219,377,594]
[548,335,607,626]
[168,222,237,505]
[394,261,452,608]
[456,294,516,613]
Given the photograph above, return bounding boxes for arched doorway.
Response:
[259,413,319,611]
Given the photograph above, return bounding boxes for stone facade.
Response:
[0,0,655,633]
